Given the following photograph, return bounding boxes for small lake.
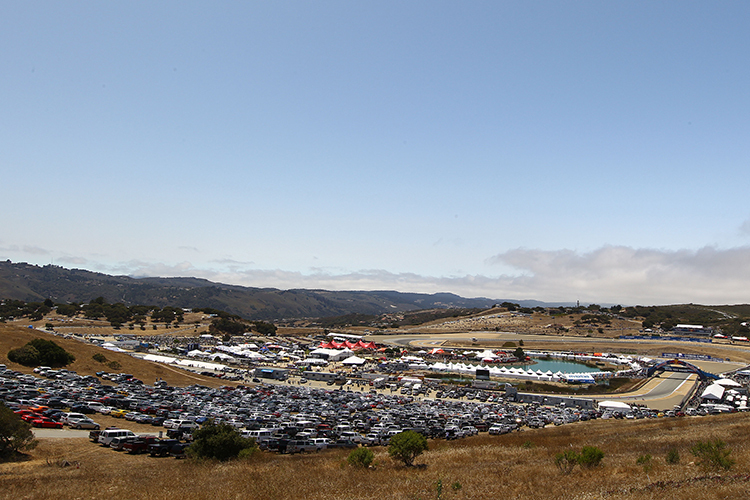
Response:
[519,358,603,374]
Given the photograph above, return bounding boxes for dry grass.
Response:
[2,415,750,500]
[0,324,228,388]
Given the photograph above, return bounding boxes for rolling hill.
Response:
[0,261,508,320]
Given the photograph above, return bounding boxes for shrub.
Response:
[636,454,653,472]
[92,353,107,363]
[0,405,38,460]
[666,448,680,465]
[555,450,580,475]
[388,430,428,467]
[578,446,604,468]
[347,447,374,468]
[187,420,257,461]
[7,344,40,366]
[7,338,74,367]
[690,439,734,471]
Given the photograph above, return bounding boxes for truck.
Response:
[148,439,181,457]
[123,436,160,454]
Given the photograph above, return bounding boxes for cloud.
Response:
[740,219,750,236]
[488,245,750,305]
[56,256,89,265]
[28,245,750,306]
[0,244,50,256]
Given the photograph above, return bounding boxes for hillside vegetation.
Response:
[0,324,227,388]
[2,414,750,500]
[0,261,495,320]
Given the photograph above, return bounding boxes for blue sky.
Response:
[2,1,750,305]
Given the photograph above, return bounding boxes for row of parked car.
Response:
[89,428,191,457]
[2,363,615,454]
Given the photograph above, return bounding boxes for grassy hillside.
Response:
[2,413,749,499]
[0,324,227,388]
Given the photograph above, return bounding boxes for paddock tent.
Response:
[341,355,366,366]
[598,401,631,413]
[700,384,725,401]
[715,378,742,388]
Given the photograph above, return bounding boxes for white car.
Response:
[61,412,87,425]
[69,418,100,430]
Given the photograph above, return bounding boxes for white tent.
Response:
[342,355,366,366]
[701,384,725,401]
[297,358,328,365]
[715,378,742,388]
[143,354,178,364]
[598,401,631,412]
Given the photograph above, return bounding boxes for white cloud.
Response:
[740,219,750,237]
[488,245,750,305]
[6,243,750,306]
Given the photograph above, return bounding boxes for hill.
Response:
[0,323,226,388]
[0,261,505,320]
[3,405,750,499]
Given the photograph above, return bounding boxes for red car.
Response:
[32,417,64,429]
[21,412,44,423]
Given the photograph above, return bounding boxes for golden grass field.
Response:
[3,319,750,499]
[2,414,750,500]
[0,324,227,388]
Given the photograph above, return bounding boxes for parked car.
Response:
[31,417,64,429]
[98,429,136,447]
[123,436,160,454]
[148,439,181,457]
[327,439,358,449]
[110,435,139,451]
[287,440,318,454]
[69,418,101,430]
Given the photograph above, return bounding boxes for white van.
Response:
[61,412,88,425]
[98,429,136,446]
[241,429,277,442]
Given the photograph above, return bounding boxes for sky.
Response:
[2,1,750,306]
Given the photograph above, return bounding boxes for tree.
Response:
[388,430,428,467]
[187,420,257,461]
[0,405,37,460]
[7,338,74,367]
[252,321,277,336]
[514,346,525,360]
[7,344,40,366]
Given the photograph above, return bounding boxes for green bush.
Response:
[187,420,257,461]
[347,447,374,468]
[555,450,580,475]
[7,338,74,367]
[7,345,40,366]
[636,454,653,472]
[690,439,734,471]
[388,430,428,467]
[666,448,680,465]
[92,353,107,363]
[578,446,604,468]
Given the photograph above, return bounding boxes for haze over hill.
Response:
[0,261,562,320]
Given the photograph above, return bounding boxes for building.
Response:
[672,324,714,336]
[254,367,289,380]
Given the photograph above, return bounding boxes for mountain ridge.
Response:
[0,260,564,320]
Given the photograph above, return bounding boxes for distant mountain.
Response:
[0,261,527,320]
